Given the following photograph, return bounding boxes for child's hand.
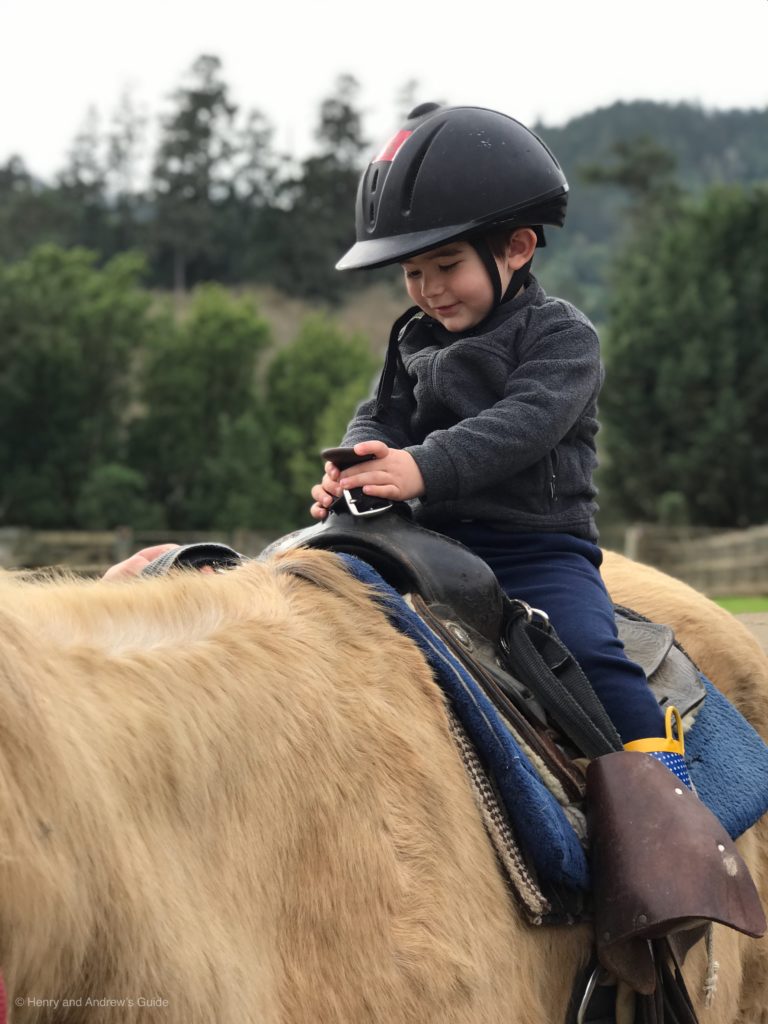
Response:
[310,462,342,519]
[337,441,425,502]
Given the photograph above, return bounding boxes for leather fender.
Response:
[587,751,766,992]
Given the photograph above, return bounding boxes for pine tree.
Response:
[150,55,238,292]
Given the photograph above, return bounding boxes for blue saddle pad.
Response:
[686,678,768,839]
[339,555,768,892]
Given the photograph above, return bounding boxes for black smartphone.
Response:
[320,446,376,470]
[319,447,392,517]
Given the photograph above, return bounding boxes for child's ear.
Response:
[506,228,538,268]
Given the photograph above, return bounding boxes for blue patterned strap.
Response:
[649,749,693,789]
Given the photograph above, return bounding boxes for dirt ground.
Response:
[737,613,768,655]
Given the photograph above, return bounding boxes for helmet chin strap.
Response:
[374,237,533,419]
[469,237,532,311]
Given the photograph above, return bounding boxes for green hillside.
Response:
[533,101,768,320]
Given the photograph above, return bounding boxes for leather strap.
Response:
[502,601,623,759]
[412,593,587,804]
[654,941,699,1023]
[372,306,422,418]
[566,942,700,1024]
[565,959,616,1023]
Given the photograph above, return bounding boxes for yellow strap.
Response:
[623,706,685,756]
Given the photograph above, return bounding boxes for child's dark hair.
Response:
[484,226,538,260]
[485,228,512,259]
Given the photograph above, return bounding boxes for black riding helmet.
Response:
[336,102,569,272]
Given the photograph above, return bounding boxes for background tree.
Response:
[150,55,239,292]
[130,284,276,528]
[104,90,149,257]
[266,316,377,523]
[0,157,58,261]
[0,245,153,526]
[394,79,421,122]
[224,107,285,283]
[271,74,368,301]
[202,410,287,531]
[535,102,768,321]
[3,65,768,318]
[601,184,768,528]
[580,135,683,227]
[56,106,111,257]
[75,462,163,530]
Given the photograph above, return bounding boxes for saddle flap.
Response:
[616,616,673,678]
[617,614,706,720]
[413,594,587,806]
[588,751,766,990]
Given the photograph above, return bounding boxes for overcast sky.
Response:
[3,0,766,179]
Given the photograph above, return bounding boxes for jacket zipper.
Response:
[548,449,559,503]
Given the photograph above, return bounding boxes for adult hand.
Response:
[102,543,181,581]
[337,441,425,502]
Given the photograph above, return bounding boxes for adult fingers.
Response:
[102,543,180,581]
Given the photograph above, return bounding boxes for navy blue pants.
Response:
[440,525,665,743]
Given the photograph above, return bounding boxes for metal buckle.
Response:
[512,598,551,629]
[343,488,393,518]
[575,965,601,1024]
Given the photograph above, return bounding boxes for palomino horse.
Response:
[0,549,765,1023]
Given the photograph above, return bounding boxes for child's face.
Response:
[401,241,497,332]
[403,240,499,329]
[401,230,536,331]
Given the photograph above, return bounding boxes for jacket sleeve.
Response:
[406,317,601,503]
[341,370,416,450]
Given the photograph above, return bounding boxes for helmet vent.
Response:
[371,168,379,193]
[368,201,375,226]
[400,121,446,217]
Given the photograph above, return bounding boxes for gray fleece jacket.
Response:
[342,277,602,541]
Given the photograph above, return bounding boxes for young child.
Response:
[311,102,689,780]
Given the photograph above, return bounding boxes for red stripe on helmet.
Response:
[374,129,412,163]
